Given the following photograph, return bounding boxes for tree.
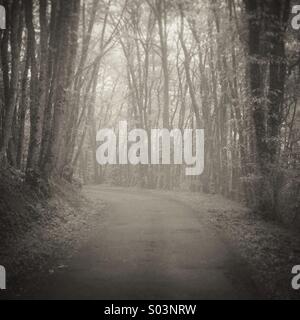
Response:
[245,0,291,217]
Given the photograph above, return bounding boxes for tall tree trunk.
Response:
[43,0,80,180]
[245,0,291,216]
[0,0,22,165]
[16,48,30,169]
[25,0,46,175]
[156,0,170,188]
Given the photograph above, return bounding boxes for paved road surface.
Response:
[13,186,259,300]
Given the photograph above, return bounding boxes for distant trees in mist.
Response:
[0,0,299,222]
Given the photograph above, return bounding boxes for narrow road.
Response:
[18,186,259,300]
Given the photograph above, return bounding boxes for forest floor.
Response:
[2,184,299,300]
[0,169,104,298]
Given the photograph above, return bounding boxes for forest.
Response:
[0,0,299,220]
[0,0,299,300]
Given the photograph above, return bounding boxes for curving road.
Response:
[15,186,259,300]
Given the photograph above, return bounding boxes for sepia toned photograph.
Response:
[0,0,299,303]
